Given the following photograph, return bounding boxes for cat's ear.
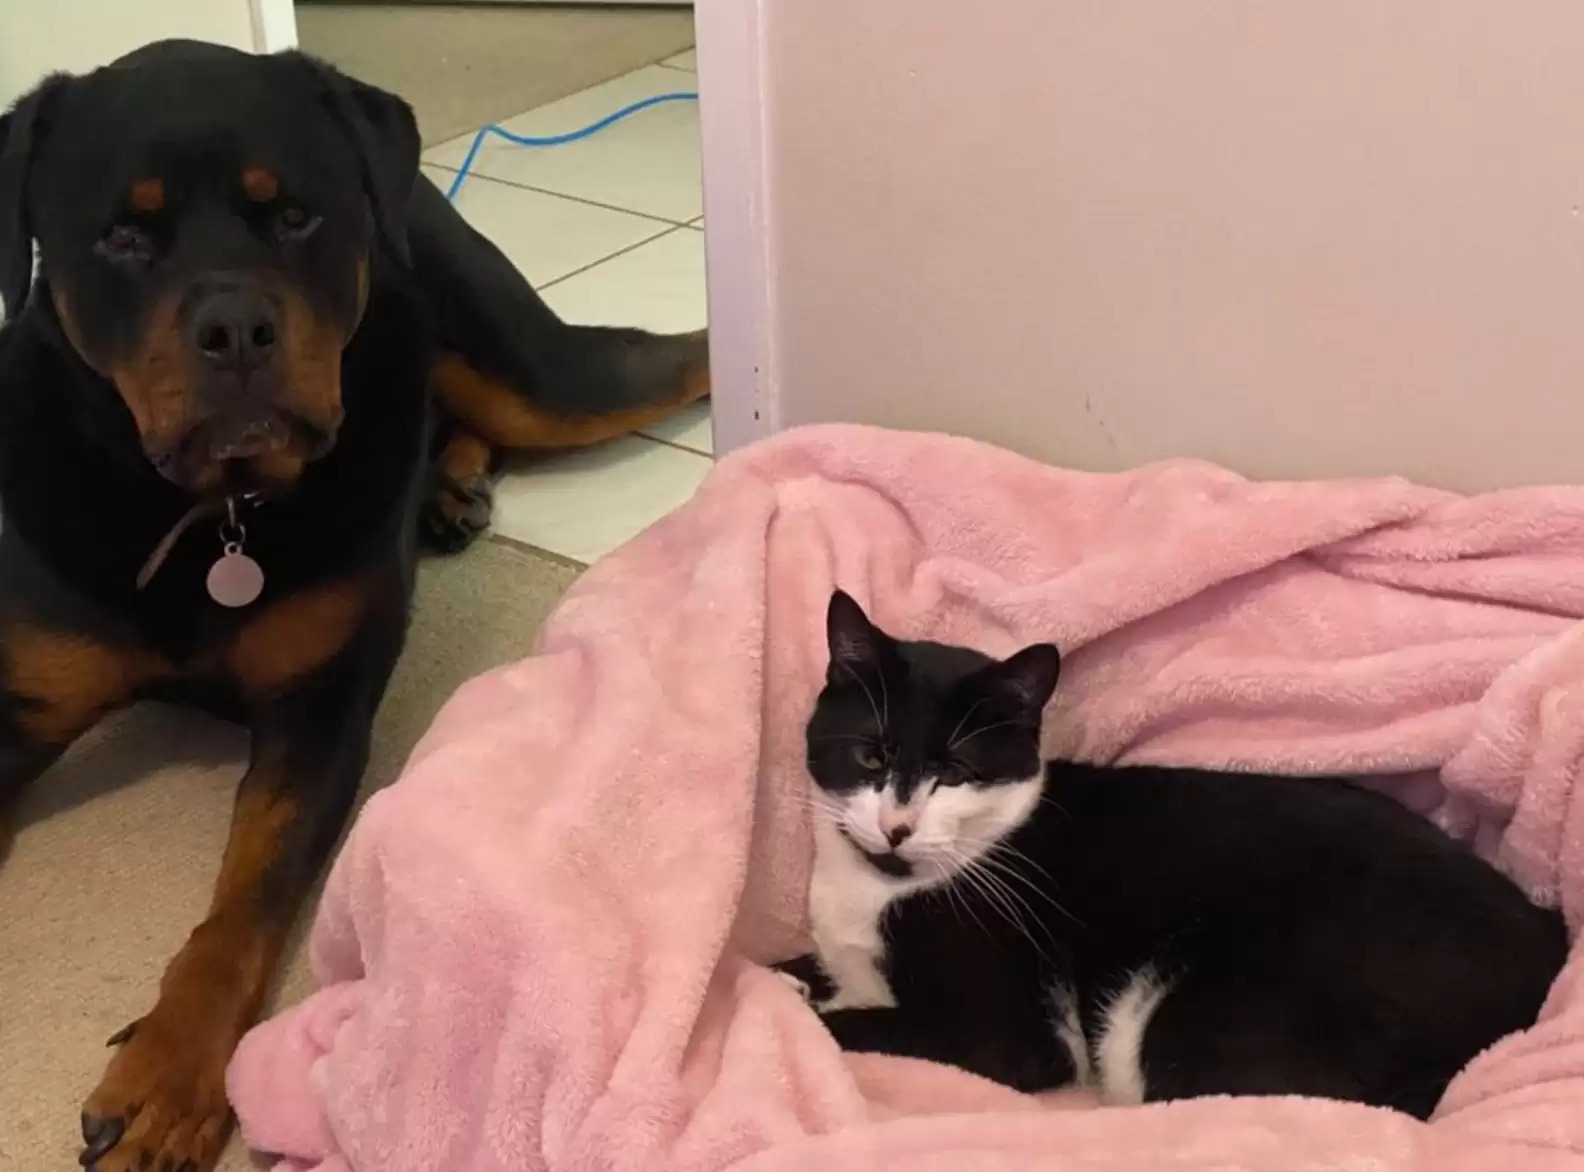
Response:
[826,589,883,678]
[989,643,1061,714]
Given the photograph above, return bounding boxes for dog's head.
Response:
[0,40,419,497]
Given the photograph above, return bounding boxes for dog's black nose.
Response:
[190,288,280,373]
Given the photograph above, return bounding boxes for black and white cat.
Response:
[785,589,1568,1117]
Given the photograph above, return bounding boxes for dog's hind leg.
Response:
[422,337,710,549]
[408,173,710,551]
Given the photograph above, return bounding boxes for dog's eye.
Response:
[274,203,321,242]
[851,746,884,772]
[96,225,155,264]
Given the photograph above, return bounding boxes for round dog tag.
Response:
[207,547,265,608]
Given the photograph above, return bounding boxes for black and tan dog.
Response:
[0,39,708,1172]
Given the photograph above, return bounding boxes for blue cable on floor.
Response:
[444,91,700,202]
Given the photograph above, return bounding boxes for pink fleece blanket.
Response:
[230,424,1584,1172]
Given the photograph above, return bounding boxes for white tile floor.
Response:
[423,52,712,566]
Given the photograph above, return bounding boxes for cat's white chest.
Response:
[808,818,903,1010]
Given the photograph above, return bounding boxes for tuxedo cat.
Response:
[785,589,1567,1118]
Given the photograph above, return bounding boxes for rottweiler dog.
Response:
[0,39,709,1172]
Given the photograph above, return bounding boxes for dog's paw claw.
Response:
[80,1009,232,1172]
[79,1113,124,1164]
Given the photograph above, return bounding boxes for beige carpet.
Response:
[0,539,580,1170]
[297,2,697,145]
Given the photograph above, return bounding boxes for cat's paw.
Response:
[772,954,833,1006]
[776,969,814,1003]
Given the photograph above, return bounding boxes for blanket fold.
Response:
[230,425,1584,1171]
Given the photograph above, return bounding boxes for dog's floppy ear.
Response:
[292,55,420,264]
[0,74,70,319]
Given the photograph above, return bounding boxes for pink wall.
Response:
[755,1,1584,489]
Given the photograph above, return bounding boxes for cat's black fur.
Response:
[791,590,1569,1118]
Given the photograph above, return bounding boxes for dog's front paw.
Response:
[80,1007,234,1172]
[421,473,494,553]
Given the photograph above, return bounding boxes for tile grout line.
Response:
[635,430,714,458]
[538,224,691,291]
[645,41,696,74]
[487,431,710,565]
[423,164,697,230]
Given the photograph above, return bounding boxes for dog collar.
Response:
[136,493,265,608]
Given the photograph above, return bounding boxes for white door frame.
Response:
[695,0,775,454]
[250,0,298,51]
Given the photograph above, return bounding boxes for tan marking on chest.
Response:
[3,625,170,745]
[225,576,368,698]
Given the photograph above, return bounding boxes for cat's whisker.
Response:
[945,697,991,754]
[789,794,845,824]
[937,856,995,939]
[944,848,1063,971]
[939,846,1008,919]
[929,830,1080,927]
[1035,795,1072,822]
[975,848,1081,927]
[838,661,886,741]
[963,854,1040,927]
[931,832,1023,861]
[956,836,1070,912]
[940,844,1015,916]
[968,837,1057,883]
[950,720,1025,750]
[967,862,1066,967]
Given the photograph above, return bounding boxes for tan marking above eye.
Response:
[128,178,164,214]
[242,166,280,203]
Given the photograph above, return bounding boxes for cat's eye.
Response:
[851,746,884,771]
[941,761,977,784]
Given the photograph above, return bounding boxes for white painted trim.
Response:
[250,0,298,53]
[695,0,776,453]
